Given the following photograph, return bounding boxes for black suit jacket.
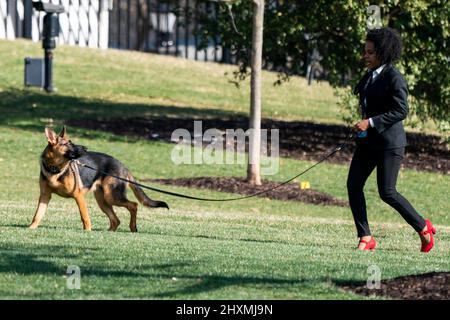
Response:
[353,64,408,150]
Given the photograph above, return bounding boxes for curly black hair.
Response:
[366,28,403,65]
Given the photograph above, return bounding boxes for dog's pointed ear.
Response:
[58,126,67,139]
[45,127,58,145]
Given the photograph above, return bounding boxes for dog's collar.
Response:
[42,161,61,174]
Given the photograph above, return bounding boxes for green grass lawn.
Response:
[1,39,341,124]
[0,39,448,299]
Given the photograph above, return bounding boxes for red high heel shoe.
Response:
[419,219,436,253]
[358,237,377,251]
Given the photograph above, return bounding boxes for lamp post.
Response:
[32,1,64,92]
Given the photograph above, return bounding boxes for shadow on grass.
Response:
[0,87,243,139]
[152,275,317,299]
[0,240,337,298]
[0,244,85,275]
[0,242,190,278]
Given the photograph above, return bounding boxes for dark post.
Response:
[44,50,54,91]
[165,3,170,55]
[23,0,33,39]
[32,1,65,92]
[185,0,189,59]
[42,13,58,92]
[194,0,198,60]
[156,0,160,53]
[117,0,121,48]
[175,2,179,57]
[127,0,131,49]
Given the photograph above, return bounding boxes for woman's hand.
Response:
[354,119,370,132]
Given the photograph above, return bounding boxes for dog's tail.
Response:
[128,175,169,209]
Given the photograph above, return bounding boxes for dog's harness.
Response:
[69,160,84,190]
[71,132,356,202]
[41,159,84,191]
[41,160,71,179]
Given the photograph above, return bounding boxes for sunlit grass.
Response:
[0,39,447,299]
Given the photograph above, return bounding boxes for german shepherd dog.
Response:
[29,126,169,232]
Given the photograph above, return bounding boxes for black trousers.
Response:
[347,146,426,237]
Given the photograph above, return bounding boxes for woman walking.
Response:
[348,27,436,252]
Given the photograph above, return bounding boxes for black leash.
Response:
[74,132,355,202]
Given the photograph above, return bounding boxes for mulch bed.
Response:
[67,116,449,174]
[144,176,349,207]
[339,272,450,300]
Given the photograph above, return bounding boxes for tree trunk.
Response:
[247,0,264,186]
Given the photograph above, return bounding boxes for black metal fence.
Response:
[108,0,228,63]
[1,0,227,62]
